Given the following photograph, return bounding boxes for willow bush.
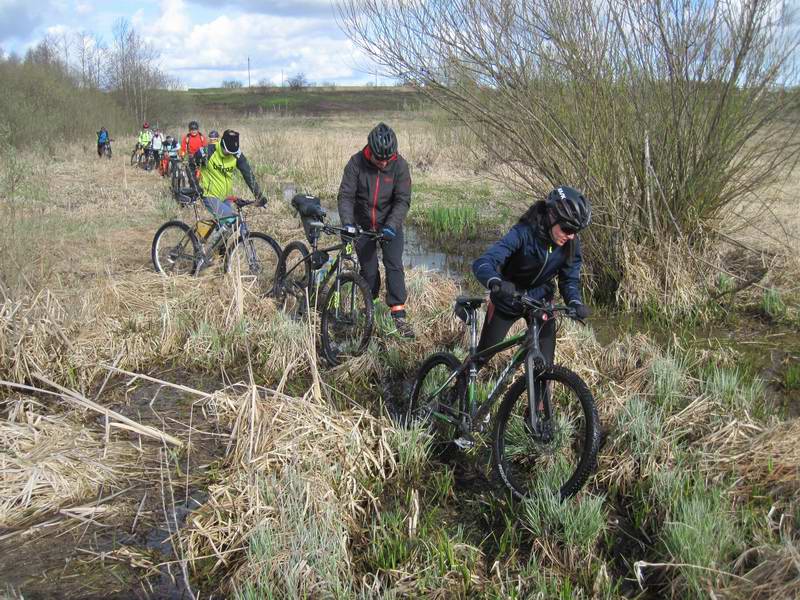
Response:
[338,0,800,304]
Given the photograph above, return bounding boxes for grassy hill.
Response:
[183,85,427,115]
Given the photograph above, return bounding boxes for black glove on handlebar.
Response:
[489,279,517,298]
[570,301,591,319]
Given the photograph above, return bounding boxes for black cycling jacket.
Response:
[472,202,584,316]
[337,146,412,231]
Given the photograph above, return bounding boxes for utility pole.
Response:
[281,69,284,87]
[247,56,251,90]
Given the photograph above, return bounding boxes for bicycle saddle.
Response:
[291,194,326,219]
[455,295,485,310]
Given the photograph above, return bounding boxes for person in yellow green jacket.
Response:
[192,129,268,223]
[138,122,153,148]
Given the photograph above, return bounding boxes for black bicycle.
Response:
[274,194,382,365]
[406,293,600,500]
[151,166,281,293]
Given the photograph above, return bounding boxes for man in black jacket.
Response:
[337,123,414,338]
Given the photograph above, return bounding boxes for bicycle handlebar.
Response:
[307,221,385,241]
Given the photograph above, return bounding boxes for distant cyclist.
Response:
[472,186,592,365]
[337,122,414,338]
[96,127,110,157]
[137,122,153,150]
[208,130,220,145]
[180,120,206,159]
[151,128,164,164]
[192,129,268,246]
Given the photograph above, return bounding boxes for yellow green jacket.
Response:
[199,144,262,200]
[138,130,153,146]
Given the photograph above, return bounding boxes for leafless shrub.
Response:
[338,0,800,301]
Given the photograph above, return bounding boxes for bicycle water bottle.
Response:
[315,255,335,286]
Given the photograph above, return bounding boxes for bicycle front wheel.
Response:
[152,220,200,276]
[130,150,137,166]
[407,352,464,441]
[319,271,373,365]
[493,365,600,500]
[224,231,281,296]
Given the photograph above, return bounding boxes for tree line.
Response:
[0,18,184,148]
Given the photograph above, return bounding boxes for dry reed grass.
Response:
[0,395,133,529]
[182,381,396,596]
[700,418,800,499]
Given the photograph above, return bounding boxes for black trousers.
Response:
[354,227,407,310]
[477,301,556,365]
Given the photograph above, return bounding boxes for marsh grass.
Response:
[783,362,800,390]
[701,365,765,414]
[659,480,740,598]
[760,287,787,320]
[522,458,607,555]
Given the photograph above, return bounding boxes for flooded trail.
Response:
[0,373,229,600]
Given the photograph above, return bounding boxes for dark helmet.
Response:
[367,122,397,160]
[221,129,240,155]
[188,120,199,131]
[208,130,220,140]
[546,186,592,232]
[165,135,174,144]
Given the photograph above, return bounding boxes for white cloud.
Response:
[144,0,374,87]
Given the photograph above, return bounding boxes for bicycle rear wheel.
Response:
[319,271,373,365]
[274,241,312,317]
[407,352,464,442]
[224,231,281,296]
[493,365,600,500]
[130,149,137,166]
[152,220,200,276]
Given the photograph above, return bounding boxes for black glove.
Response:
[341,224,359,241]
[570,301,591,319]
[489,278,517,299]
[256,194,268,208]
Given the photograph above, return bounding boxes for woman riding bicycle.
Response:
[472,186,592,365]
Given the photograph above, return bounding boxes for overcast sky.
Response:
[0,0,381,87]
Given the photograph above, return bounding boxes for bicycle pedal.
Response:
[454,434,476,450]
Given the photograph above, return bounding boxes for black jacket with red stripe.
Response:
[337,146,412,231]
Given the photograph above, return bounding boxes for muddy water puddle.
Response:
[0,373,229,600]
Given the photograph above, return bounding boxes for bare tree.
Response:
[105,19,170,124]
[287,72,308,89]
[338,0,800,295]
[221,79,244,88]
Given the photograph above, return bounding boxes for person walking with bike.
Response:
[96,127,110,157]
[192,129,268,252]
[180,120,206,160]
[473,186,592,364]
[137,122,153,151]
[337,122,414,339]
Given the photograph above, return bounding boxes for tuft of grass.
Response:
[417,203,480,240]
[783,362,800,390]
[236,468,354,599]
[387,424,433,483]
[760,287,786,319]
[650,354,688,410]
[701,365,764,413]
[615,395,666,465]
[522,458,607,553]
[659,481,740,598]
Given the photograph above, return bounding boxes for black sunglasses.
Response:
[560,223,579,235]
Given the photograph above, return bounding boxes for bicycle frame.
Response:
[280,234,360,308]
[420,303,561,437]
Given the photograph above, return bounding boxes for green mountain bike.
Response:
[274,194,382,365]
[406,293,600,500]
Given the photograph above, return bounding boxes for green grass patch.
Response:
[701,364,764,413]
[783,362,800,390]
[760,287,787,319]
[522,458,607,553]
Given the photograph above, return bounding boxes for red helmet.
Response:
[143,122,150,129]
